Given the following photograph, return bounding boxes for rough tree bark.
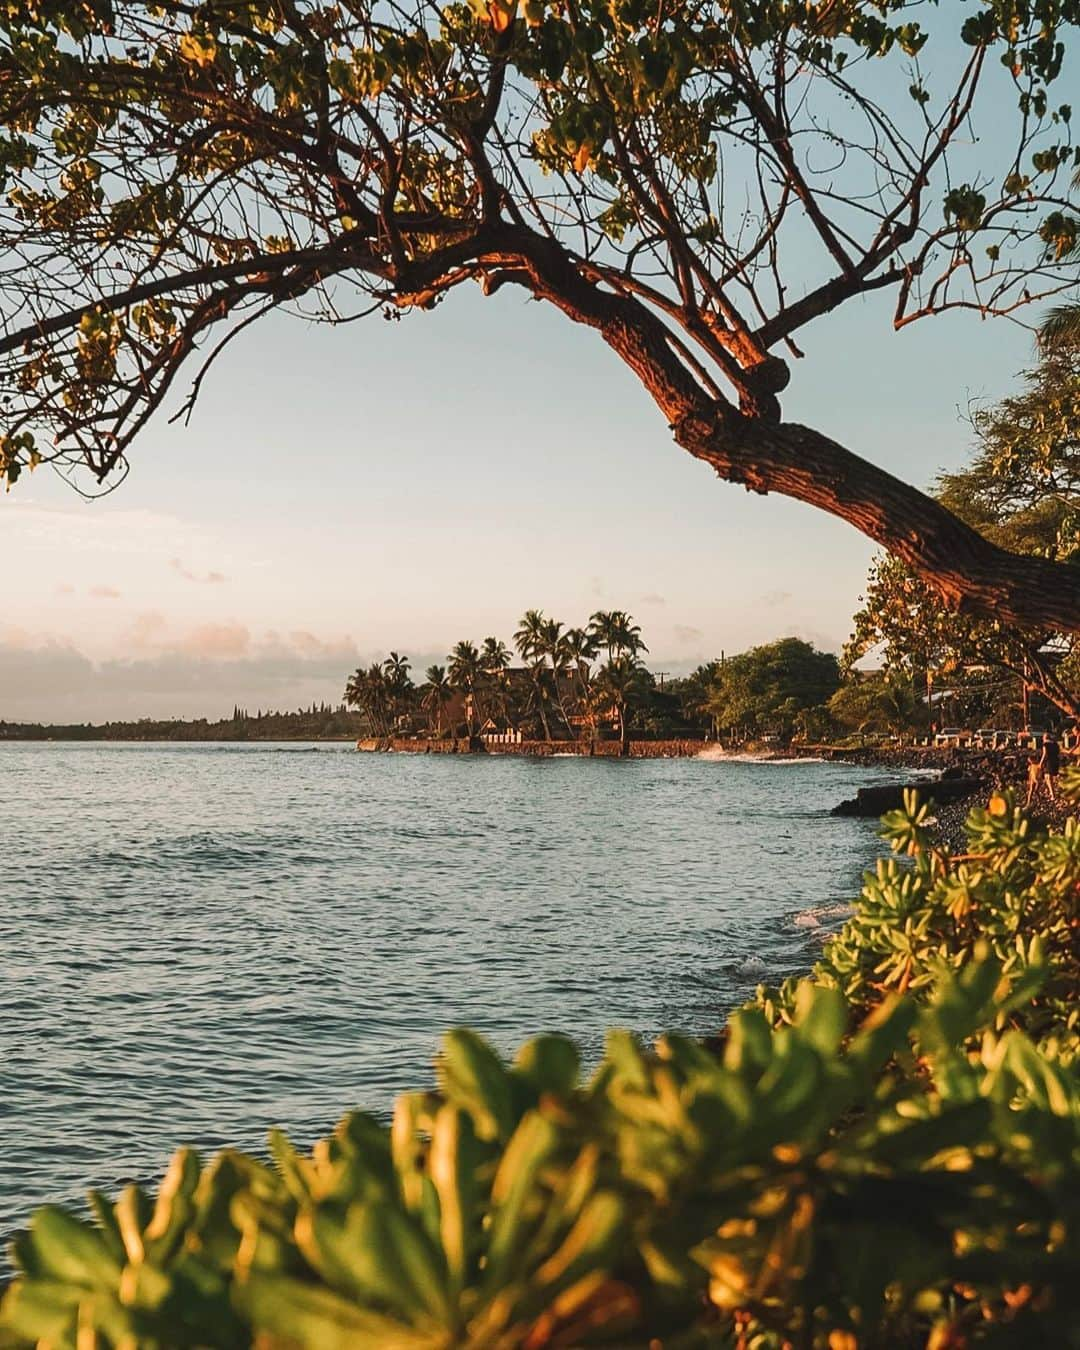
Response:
[674,412,1080,635]
[494,226,1080,638]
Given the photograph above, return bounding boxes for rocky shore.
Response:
[824,744,1074,849]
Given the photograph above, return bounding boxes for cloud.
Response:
[176,622,251,659]
[0,628,365,723]
[640,592,666,606]
[759,590,792,608]
[55,583,75,596]
[88,585,121,599]
[170,557,227,585]
[673,624,704,644]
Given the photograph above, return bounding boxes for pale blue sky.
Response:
[2,13,1065,721]
[0,276,1035,721]
[3,6,1075,720]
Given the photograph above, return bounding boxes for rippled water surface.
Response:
[1,742,895,1236]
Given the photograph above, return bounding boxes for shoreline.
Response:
[354,735,978,769]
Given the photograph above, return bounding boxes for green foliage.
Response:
[7,792,1080,1346]
[760,788,1080,1061]
[848,343,1080,719]
[827,671,925,738]
[0,0,1077,500]
[708,637,840,740]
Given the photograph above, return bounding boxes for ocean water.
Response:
[0,742,896,1239]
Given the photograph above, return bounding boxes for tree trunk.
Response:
[515,228,1080,637]
[619,701,630,757]
[674,411,1080,635]
[532,673,552,741]
[1024,649,1080,722]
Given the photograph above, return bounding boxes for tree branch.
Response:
[673,409,1080,635]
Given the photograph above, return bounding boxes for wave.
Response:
[792,901,853,929]
[696,748,827,764]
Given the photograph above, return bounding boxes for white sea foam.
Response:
[793,901,853,929]
[696,748,827,764]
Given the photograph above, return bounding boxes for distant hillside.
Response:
[0,704,366,741]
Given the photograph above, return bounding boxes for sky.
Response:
[0,22,1054,723]
[0,278,1037,722]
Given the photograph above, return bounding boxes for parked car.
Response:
[973,728,1011,749]
[933,727,970,747]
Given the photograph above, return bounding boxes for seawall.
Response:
[356,737,708,758]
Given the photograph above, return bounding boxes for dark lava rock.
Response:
[831,777,984,818]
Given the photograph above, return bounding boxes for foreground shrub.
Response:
[4,796,1080,1348]
[759,787,1080,1060]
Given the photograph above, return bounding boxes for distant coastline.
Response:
[0,707,363,742]
[0,718,964,774]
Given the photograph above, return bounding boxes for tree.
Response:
[480,635,513,728]
[447,639,483,734]
[344,662,393,735]
[480,637,511,675]
[562,625,598,724]
[828,671,924,739]
[421,663,452,737]
[514,609,554,740]
[593,653,652,755]
[1040,168,1080,349]
[539,617,577,735]
[848,344,1080,719]
[588,612,648,664]
[383,650,415,726]
[708,639,840,741]
[3,5,1079,629]
[667,661,723,736]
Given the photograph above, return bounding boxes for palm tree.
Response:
[448,640,483,736]
[421,664,452,738]
[540,617,577,737]
[513,609,547,663]
[480,637,512,731]
[480,636,511,673]
[383,651,411,688]
[588,610,648,662]
[344,663,392,736]
[562,626,597,728]
[514,609,553,740]
[594,654,651,756]
[383,651,414,729]
[1039,167,1080,349]
[343,666,366,712]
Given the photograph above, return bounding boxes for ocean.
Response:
[1,742,896,1238]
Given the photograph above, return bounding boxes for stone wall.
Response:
[356,737,708,758]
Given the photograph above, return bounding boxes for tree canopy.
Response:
[848,341,1080,718]
[1,2,1079,626]
[707,636,840,739]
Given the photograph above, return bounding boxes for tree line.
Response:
[343,609,655,752]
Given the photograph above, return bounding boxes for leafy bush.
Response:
[759,788,1080,1061]
[4,795,1080,1348]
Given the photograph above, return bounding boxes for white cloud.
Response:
[0,628,365,723]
